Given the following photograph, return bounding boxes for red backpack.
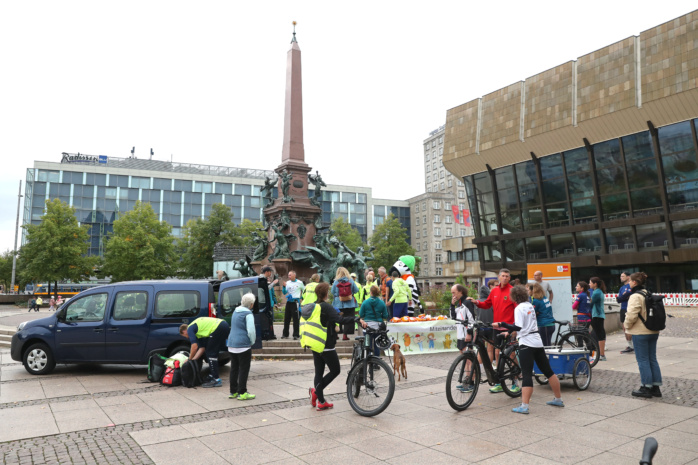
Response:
[161,360,182,387]
[337,281,353,302]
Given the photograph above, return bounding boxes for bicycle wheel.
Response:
[346,358,395,417]
[573,358,592,390]
[445,353,480,411]
[534,374,549,385]
[559,332,600,368]
[498,355,523,398]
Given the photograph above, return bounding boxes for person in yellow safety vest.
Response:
[350,273,365,307]
[301,274,321,305]
[302,282,366,411]
[179,316,231,388]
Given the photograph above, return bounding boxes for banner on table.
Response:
[386,319,459,355]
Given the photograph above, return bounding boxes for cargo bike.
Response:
[533,346,592,390]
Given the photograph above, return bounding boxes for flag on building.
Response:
[451,205,460,224]
[462,209,471,227]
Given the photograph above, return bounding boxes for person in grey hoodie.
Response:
[359,285,390,356]
[226,292,257,401]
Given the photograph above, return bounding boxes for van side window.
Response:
[221,286,258,314]
[114,292,148,320]
[155,291,200,318]
[65,293,108,322]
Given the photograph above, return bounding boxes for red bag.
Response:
[161,360,182,387]
[337,281,353,302]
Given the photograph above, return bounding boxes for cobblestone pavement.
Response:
[2,323,698,464]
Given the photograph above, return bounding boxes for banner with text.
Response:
[386,319,459,355]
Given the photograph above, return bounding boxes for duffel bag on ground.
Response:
[181,359,203,388]
[161,360,182,387]
[147,353,169,382]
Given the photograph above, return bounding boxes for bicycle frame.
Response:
[459,320,517,386]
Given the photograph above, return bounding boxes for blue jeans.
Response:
[632,334,662,387]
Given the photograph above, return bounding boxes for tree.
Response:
[369,214,417,273]
[330,217,364,254]
[20,199,97,294]
[176,204,239,278]
[103,201,175,282]
[0,250,14,292]
[236,219,265,248]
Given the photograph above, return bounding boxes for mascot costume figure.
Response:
[390,255,422,317]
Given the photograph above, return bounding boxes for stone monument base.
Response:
[270,258,316,283]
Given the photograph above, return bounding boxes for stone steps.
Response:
[251,338,356,360]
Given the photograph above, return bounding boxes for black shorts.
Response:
[620,308,627,323]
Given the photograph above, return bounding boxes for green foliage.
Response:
[103,201,175,282]
[422,285,452,311]
[369,214,416,273]
[0,250,15,292]
[20,199,96,289]
[330,217,364,255]
[455,275,478,298]
[237,219,265,247]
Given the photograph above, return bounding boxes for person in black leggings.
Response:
[492,285,564,414]
[308,282,365,411]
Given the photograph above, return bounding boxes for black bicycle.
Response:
[345,321,395,417]
[446,319,522,411]
[550,319,600,368]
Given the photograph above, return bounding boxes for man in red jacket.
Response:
[468,268,517,392]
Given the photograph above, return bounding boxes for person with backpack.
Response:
[28,297,36,313]
[359,285,389,356]
[301,274,320,305]
[226,292,257,401]
[625,272,663,398]
[350,273,365,308]
[331,267,359,341]
[305,282,364,411]
[589,277,607,361]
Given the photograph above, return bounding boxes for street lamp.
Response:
[10,181,23,294]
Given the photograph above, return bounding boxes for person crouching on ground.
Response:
[179,316,230,388]
[624,272,663,399]
[359,285,389,356]
[226,292,257,401]
[492,285,564,414]
[308,282,364,411]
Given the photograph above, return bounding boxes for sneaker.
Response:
[309,387,317,407]
[228,392,238,399]
[546,398,565,408]
[512,405,529,414]
[632,386,653,398]
[237,392,256,400]
[316,401,333,411]
[509,384,521,394]
[280,336,289,339]
[457,384,475,393]
[489,384,503,393]
[342,335,349,341]
[620,346,634,354]
[293,336,299,340]
[650,386,662,398]
[202,378,222,388]
[599,355,607,361]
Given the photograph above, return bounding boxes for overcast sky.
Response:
[1,1,696,253]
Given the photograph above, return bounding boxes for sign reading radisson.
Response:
[61,152,108,164]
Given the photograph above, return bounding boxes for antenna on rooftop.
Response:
[131,146,135,158]
[150,148,154,160]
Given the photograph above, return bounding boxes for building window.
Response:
[457,181,464,186]
[415,204,419,213]
[433,201,440,209]
[423,228,427,236]
[423,241,427,250]
[434,214,440,223]
[432,162,437,170]
[422,202,426,210]
[445,215,452,224]
[416,217,420,226]
[458,191,465,198]
[460,228,466,236]
[440,171,445,179]
[440,182,445,190]
[426,153,430,161]
[459,203,465,211]
[439,147,444,155]
[416,231,420,238]
[436,268,442,276]
[448,179,453,187]
[445,201,451,210]
[426,175,431,183]
[435,228,441,237]
[446,228,452,236]
[435,254,442,263]
[416,243,421,251]
[426,164,430,172]
[427,187,431,192]
[432,141,436,148]
[423,215,426,223]
[439,136,443,144]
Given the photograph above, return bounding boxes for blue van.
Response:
[11,277,273,375]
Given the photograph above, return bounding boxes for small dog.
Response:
[391,343,407,381]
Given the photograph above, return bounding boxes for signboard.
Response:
[61,152,108,164]
[386,319,459,355]
[527,262,572,335]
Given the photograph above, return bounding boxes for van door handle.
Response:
[93,328,103,333]
[108,327,118,332]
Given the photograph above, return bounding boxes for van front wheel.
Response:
[23,343,56,375]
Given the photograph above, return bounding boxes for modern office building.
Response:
[413,126,482,290]
[24,155,409,257]
[443,11,698,292]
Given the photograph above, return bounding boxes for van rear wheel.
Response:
[23,343,56,375]
[168,344,190,358]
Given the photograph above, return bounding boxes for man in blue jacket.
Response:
[616,271,634,354]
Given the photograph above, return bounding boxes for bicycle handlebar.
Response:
[640,437,658,465]
[454,318,491,328]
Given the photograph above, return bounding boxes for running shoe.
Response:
[509,384,521,394]
[546,398,565,408]
[316,401,333,411]
[237,392,256,400]
[228,392,238,399]
[489,384,503,393]
[620,347,634,354]
[599,355,607,361]
[202,378,222,388]
[457,384,475,393]
[309,387,317,407]
[512,405,529,414]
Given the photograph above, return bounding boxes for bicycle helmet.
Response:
[374,331,392,351]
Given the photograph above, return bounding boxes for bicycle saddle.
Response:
[553,320,570,326]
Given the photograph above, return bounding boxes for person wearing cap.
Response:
[260,266,279,340]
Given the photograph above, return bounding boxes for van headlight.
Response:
[17,321,27,331]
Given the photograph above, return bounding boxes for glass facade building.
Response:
[24,157,409,257]
[464,118,698,291]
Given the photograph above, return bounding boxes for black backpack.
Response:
[181,359,203,388]
[147,353,168,383]
[638,290,666,331]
